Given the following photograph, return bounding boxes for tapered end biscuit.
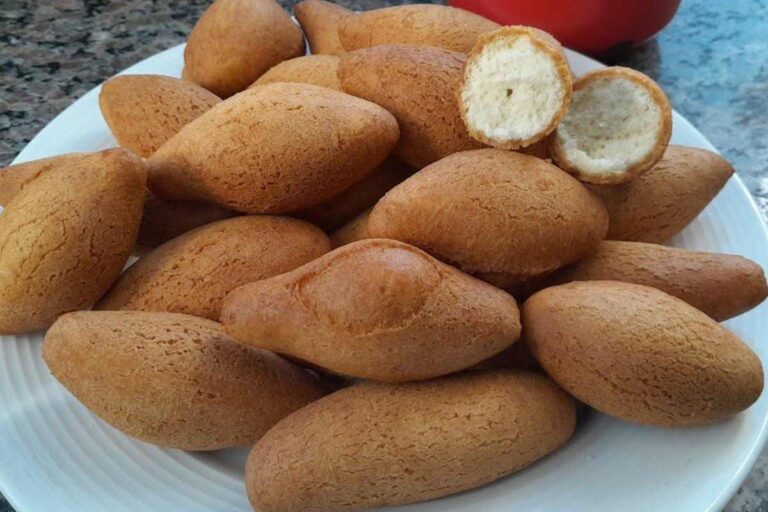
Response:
[588,145,733,243]
[295,0,351,55]
[551,67,672,185]
[0,153,85,206]
[251,55,342,91]
[338,4,499,54]
[0,149,146,334]
[43,311,328,450]
[99,74,221,158]
[458,26,572,151]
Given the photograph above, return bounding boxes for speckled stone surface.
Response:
[1,0,767,511]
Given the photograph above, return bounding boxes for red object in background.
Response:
[449,0,681,56]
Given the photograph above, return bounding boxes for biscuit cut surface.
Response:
[552,67,672,184]
[0,149,146,333]
[147,82,399,214]
[99,74,221,157]
[588,145,733,243]
[338,4,500,54]
[221,238,521,382]
[252,55,342,91]
[246,370,575,511]
[97,216,330,320]
[459,26,572,150]
[294,0,351,55]
[524,281,764,426]
[43,311,328,450]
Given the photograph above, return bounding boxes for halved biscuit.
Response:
[551,66,672,185]
[458,26,572,150]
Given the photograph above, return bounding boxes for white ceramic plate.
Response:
[1,43,767,512]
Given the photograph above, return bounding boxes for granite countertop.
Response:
[1,0,767,510]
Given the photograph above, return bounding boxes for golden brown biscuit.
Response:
[367,149,609,288]
[549,241,768,321]
[0,154,229,252]
[99,74,221,157]
[459,26,572,150]
[294,0,351,55]
[338,4,499,54]
[251,55,342,91]
[588,145,733,243]
[97,216,330,320]
[43,311,328,450]
[147,83,399,214]
[246,370,575,511]
[0,149,145,333]
[0,152,87,205]
[183,0,304,97]
[339,44,483,169]
[221,239,521,382]
[524,281,764,426]
[551,67,672,185]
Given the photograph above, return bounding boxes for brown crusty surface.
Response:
[99,74,221,157]
[524,281,764,426]
[338,44,483,169]
[246,370,576,511]
[183,0,304,97]
[550,240,768,321]
[338,4,500,54]
[147,82,399,214]
[0,155,239,250]
[97,216,330,320]
[587,145,733,243]
[221,239,521,382]
[43,311,328,450]
[367,149,609,288]
[294,0,351,55]
[0,148,146,334]
[0,152,89,206]
[252,55,342,91]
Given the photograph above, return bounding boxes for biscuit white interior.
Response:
[461,36,566,144]
[556,77,664,175]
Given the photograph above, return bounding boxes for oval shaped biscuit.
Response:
[246,370,575,511]
[43,311,328,450]
[147,83,399,214]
